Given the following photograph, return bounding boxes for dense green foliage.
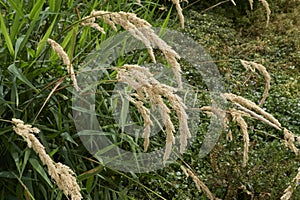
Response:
[0,0,299,199]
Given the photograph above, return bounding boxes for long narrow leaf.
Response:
[19,19,38,55]
[120,90,130,133]
[20,148,31,177]
[7,0,24,17]
[14,36,25,61]
[0,171,15,179]
[29,158,53,188]
[29,0,46,21]
[8,64,38,92]
[36,15,58,56]
[11,14,26,43]
[49,0,56,12]
[77,165,104,181]
[49,0,62,12]
[0,14,14,56]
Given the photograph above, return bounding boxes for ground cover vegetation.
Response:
[0,0,299,199]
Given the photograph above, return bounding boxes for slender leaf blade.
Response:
[8,64,38,92]
[29,0,46,20]
[7,0,24,17]
[0,14,14,56]
[36,15,58,57]
[14,36,25,61]
[29,158,53,188]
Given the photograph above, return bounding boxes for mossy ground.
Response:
[142,3,300,199]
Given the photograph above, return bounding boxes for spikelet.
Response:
[281,167,300,200]
[224,94,299,159]
[126,96,152,151]
[229,109,250,167]
[139,29,183,88]
[81,16,105,34]
[240,60,271,107]
[248,0,254,9]
[47,39,80,91]
[201,105,233,141]
[170,0,185,29]
[234,102,281,130]
[259,0,271,26]
[133,0,185,29]
[180,165,216,200]
[200,105,226,117]
[145,84,177,165]
[12,119,82,200]
[117,64,190,164]
[247,0,270,25]
[225,116,233,141]
[151,83,191,153]
[224,93,281,128]
[283,128,299,155]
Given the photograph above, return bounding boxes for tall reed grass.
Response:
[1,0,299,199]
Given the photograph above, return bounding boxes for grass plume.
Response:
[126,95,152,151]
[248,0,254,9]
[117,64,190,164]
[170,0,185,29]
[180,165,217,200]
[229,109,250,167]
[12,118,82,200]
[224,93,281,128]
[281,167,300,200]
[47,39,80,91]
[82,10,183,88]
[283,128,299,156]
[81,16,105,34]
[240,60,271,107]
[259,0,271,25]
[234,102,281,130]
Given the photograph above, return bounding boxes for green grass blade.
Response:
[20,148,31,177]
[29,158,53,188]
[8,64,38,92]
[67,27,78,60]
[86,176,94,193]
[49,0,62,13]
[11,151,21,174]
[120,91,130,133]
[77,165,104,181]
[14,173,36,200]
[14,36,25,61]
[0,14,14,56]
[11,76,19,108]
[29,0,46,21]
[159,6,173,36]
[0,171,15,179]
[60,132,78,146]
[19,19,38,55]
[7,0,24,17]
[49,0,56,12]
[36,15,58,57]
[60,28,73,47]
[11,14,26,43]
[68,0,74,8]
